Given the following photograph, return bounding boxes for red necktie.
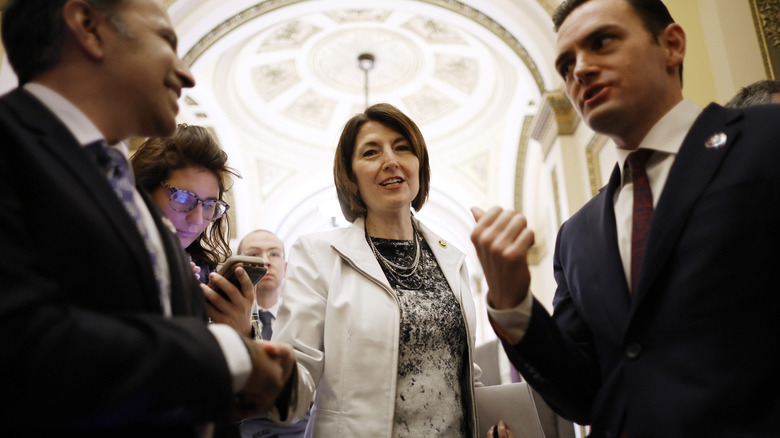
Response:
[627,149,654,293]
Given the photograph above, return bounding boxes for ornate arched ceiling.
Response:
[168,0,561,275]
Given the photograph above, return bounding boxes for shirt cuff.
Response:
[208,323,252,392]
[486,291,533,345]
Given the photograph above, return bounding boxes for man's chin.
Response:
[582,106,616,134]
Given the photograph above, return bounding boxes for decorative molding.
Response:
[530,90,580,158]
[283,90,337,129]
[434,54,478,93]
[403,15,467,44]
[165,0,559,16]
[551,167,561,229]
[402,85,457,123]
[585,134,608,196]
[325,9,392,23]
[180,0,546,94]
[252,60,301,101]
[182,0,309,66]
[546,89,579,135]
[535,0,558,16]
[750,0,780,79]
[422,0,545,93]
[514,115,534,213]
[530,96,557,157]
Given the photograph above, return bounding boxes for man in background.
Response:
[238,230,287,342]
[0,0,293,435]
[237,230,309,437]
[725,79,780,109]
[471,0,780,436]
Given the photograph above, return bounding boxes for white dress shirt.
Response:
[489,99,702,344]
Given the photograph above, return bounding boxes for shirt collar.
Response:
[615,98,702,175]
[24,83,130,156]
[252,300,281,317]
[24,83,106,146]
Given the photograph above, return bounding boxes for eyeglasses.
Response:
[161,182,229,221]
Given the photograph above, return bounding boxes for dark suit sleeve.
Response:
[0,94,235,429]
[501,223,602,424]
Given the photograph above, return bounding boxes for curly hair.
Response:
[131,124,240,269]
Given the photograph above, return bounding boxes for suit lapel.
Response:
[7,89,163,312]
[331,217,394,292]
[630,104,741,310]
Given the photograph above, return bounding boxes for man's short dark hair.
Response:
[1,0,125,85]
[552,0,683,82]
[725,80,780,109]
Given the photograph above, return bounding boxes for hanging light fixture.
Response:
[357,53,375,109]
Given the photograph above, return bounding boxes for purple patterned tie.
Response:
[86,141,169,314]
[627,149,654,294]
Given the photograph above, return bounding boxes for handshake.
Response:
[233,339,296,420]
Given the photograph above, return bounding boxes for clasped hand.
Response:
[234,340,296,419]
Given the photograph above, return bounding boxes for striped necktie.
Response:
[86,140,170,315]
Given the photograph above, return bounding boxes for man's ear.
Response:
[61,0,108,60]
[660,22,686,75]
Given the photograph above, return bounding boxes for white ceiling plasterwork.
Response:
[169,0,559,279]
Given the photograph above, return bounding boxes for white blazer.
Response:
[271,216,482,437]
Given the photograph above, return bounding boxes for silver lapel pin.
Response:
[704,132,727,149]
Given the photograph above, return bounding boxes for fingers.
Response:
[470,206,534,309]
[262,341,294,360]
[200,283,225,313]
[471,206,534,264]
[190,262,201,280]
[206,271,240,301]
[235,267,256,300]
[488,420,513,438]
[235,341,295,417]
[471,206,485,222]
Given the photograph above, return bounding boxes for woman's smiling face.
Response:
[351,121,420,218]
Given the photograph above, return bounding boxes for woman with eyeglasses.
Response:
[131,124,254,336]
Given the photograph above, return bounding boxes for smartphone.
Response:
[210,255,267,300]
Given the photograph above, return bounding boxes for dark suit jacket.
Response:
[0,88,235,436]
[503,103,780,437]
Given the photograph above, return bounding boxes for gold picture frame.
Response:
[750,0,780,79]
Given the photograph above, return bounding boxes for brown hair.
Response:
[333,103,430,223]
[131,124,240,268]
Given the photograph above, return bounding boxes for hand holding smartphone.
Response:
[210,255,267,300]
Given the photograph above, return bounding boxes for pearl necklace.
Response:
[366,221,422,279]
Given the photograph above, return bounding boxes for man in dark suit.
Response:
[470,0,780,436]
[0,0,294,435]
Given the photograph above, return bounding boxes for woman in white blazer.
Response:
[270,103,482,437]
